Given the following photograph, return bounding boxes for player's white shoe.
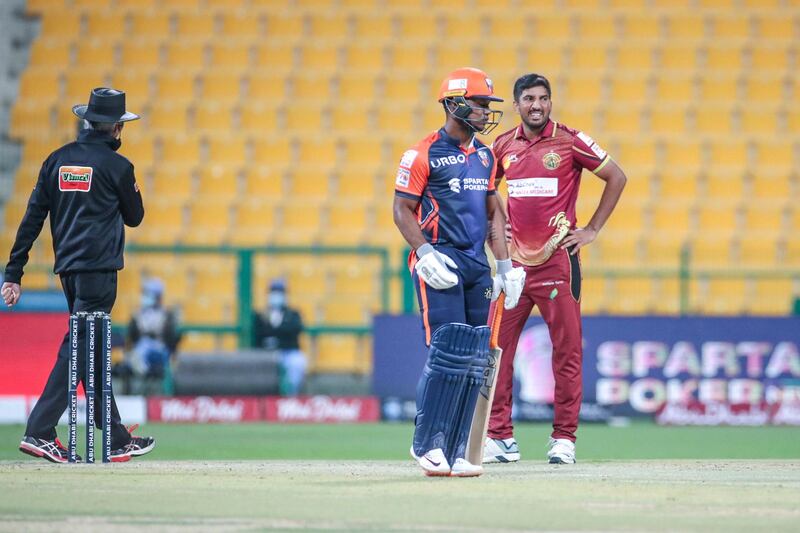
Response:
[547,438,576,464]
[450,458,483,477]
[410,446,451,477]
[483,437,520,464]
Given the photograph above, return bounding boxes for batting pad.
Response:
[412,323,483,458]
[447,326,490,465]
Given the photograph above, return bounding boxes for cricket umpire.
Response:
[2,88,155,462]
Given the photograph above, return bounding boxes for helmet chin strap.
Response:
[444,97,502,135]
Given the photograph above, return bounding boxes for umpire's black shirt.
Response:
[4,128,144,284]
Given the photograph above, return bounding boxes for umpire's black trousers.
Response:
[25,271,131,449]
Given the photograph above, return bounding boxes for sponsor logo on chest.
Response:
[542,151,562,170]
[430,153,466,168]
[59,166,93,192]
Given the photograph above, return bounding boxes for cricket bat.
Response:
[465,292,505,465]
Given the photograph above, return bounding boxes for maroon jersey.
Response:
[493,119,611,266]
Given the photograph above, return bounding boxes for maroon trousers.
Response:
[487,248,584,442]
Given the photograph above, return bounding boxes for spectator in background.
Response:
[121,277,181,390]
[252,279,307,395]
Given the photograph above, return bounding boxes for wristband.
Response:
[496,258,512,275]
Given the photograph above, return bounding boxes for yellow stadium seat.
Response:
[606,277,653,315]
[597,233,641,268]
[376,107,416,132]
[754,140,793,171]
[220,11,262,38]
[614,139,656,169]
[160,135,200,163]
[231,199,278,245]
[786,236,800,267]
[649,107,688,136]
[659,45,700,72]
[651,201,692,238]
[486,14,527,43]
[296,137,338,167]
[314,334,364,372]
[653,76,694,103]
[288,166,331,198]
[663,140,702,172]
[642,231,686,267]
[176,12,216,37]
[120,136,155,168]
[569,44,612,72]
[308,13,351,41]
[164,41,207,70]
[327,202,369,233]
[280,201,324,243]
[181,296,231,323]
[603,202,645,233]
[297,45,341,73]
[342,44,385,72]
[751,173,791,201]
[265,13,305,40]
[63,70,107,106]
[208,43,251,72]
[290,74,333,99]
[698,76,738,104]
[337,74,379,101]
[84,11,126,38]
[609,75,649,104]
[713,15,751,39]
[742,77,784,104]
[385,44,431,72]
[340,136,383,166]
[788,108,800,134]
[659,172,698,202]
[432,44,479,73]
[753,15,795,41]
[193,102,236,133]
[665,14,707,41]
[751,46,791,72]
[697,205,738,234]
[9,102,53,138]
[603,106,642,135]
[284,104,325,132]
[574,13,616,42]
[653,277,682,315]
[38,11,81,40]
[195,164,240,201]
[151,165,193,200]
[205,135,246,166]
[330,264,378,299]
[331,105,371,134]
[703,279,747,315]
[184,199,233,244]
[531,13,572,42]
[118,41,162,71]
[29,38,74,68]
[147,102,190,134]
[129,12,172,39]
[382,75,423,104]
[708,141,748,170]
[615,46,655,73]
[739,107,779,135]
[522,44,569,79]
[395,13,438,42]
[244,166,284,197]
[253,43,296,71]
[441,14,483,41]
[16,68,61,102]
[200,71,243,102]
[116,0,158,8]
[352,14,393,41]
[154,72,198,102]
[337,165,379,200]
[560,76,602,105]
[251,137,293,166]
[319,300,370,325]
[705,45,744,72]
[619,14,661,40]
[741,205,784,233]
[246,73,288,102]
[738,236,778,267]
[139,198,185,243]
[705,173,745,203]
[748,279,796,315]
[694,106,733,135]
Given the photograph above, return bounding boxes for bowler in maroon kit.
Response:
[484,73,627,465]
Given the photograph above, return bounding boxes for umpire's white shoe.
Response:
[547,438,576,464]
[483,437,521,464]
[450,458,483,477]
[410,446,451,477]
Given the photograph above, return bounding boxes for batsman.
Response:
[393,68,525,477]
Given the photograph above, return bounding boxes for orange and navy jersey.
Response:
[493,119,612,266]
[395,128,497,260]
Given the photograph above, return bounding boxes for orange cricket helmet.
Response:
[437,67,503,103]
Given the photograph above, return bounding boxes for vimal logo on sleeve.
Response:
[59,166,93,192]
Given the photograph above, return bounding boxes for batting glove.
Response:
[492,259,525,309]
[415,244,459,290]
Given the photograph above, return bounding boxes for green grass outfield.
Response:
[1,422,799,532]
